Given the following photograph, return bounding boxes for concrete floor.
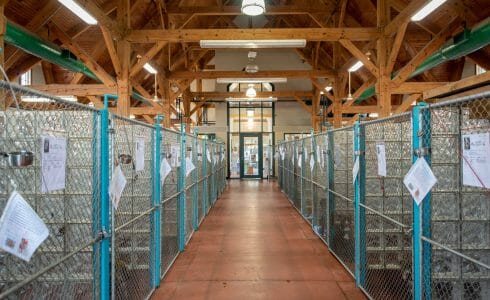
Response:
[152,180,366,300]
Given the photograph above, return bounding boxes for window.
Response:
[476,65,486,75]
[19,70,31,86]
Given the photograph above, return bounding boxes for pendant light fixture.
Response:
[241,0,266,16]
[246,84,257,98]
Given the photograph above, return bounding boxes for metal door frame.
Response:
[239,133,263,179]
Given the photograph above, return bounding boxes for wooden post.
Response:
[0,1,7,110]
[376,0,391,117]
[333,77,343,128]
[116,0,131,116]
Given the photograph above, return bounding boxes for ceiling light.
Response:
[143,63,158,74]
[411,0,448,21]
[200,39,306,49]
[58,0,98,25]
[241,0,266,16]
[369,113,379,118]
[325,85,333,92]
[245,63,259,73]
[226,97,277,102]
[348,61,364,72]
[246,85,257,97]
[217,78,287,84]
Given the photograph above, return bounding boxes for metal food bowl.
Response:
[118,154,133,164]
[1,150,34,167]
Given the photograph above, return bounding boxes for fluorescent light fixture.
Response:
[226,97,277,102]
[143,63,158,74]
[369,112,379,118]
[217,78,287,84]
[411,0,448,21]
[200,39,306,49]
[241,0,266,16]
[348,61,364,72]
[58,0,98,25]
[130,114,136,119]
[246,85,257,97]
[325,85,333,92]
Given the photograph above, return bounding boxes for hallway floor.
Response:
[152,180,365,300]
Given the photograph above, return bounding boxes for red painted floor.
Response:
[152,180,366,300]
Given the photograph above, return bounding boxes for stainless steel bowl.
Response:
[7,151,34,167]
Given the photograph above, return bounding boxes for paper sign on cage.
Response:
[160,158,172,184]
[185,157,196,177]
[310,154,315,172]
[207,149,211,163]
[298,154,302,168]
[376,142,387,177]
[40,135,67,193]
[109,165,127,209]
[135,137,145,172]
[403,157,437,206]
[0,191,49,262]
[462,132,490,188]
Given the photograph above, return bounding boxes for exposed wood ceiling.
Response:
[2,0,490,129]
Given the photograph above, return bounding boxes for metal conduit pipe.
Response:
[5,21,153,105]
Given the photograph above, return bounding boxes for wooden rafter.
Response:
[392,18,461,87]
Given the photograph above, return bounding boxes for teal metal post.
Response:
[311,130,318,229]
[353,121,366,288]
[178,124,186,252]
[151,115,162,288]
[202,141,208,215]
[327,131,335,246]
[300,138,306,216]
[192,129,199,230]
[412,103,432,300]
[100,94,117,300]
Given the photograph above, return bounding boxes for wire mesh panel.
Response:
[160,128,180,278]
[302,137,313,222]
[184,133,194,244]
[421,94,490,300]
[196,139,205,225]
[111,115,153,300]
[361,114,414,300]
[329,128,355,274]
[0,84,100,299]
[312,134,328,241]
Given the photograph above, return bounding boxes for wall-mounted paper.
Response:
[462,132,490,188]
[376,143,387,177]
[160,158,172,184]
[109,165,127,209]
[0,191,49,262]
[403,157,437,206]
[185,157,196,177]
[135,137,145,172]
[40,135,67,193]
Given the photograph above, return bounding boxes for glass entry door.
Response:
[240,133,262,179]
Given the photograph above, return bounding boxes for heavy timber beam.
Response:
[191,91,314,99]
[127,28,380,43]
[169,70,334,79]
[27,84,116,96]
[423,72,490,99]
[166,5,333,15]
[385,0,429,36]
[392,82,448,94]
